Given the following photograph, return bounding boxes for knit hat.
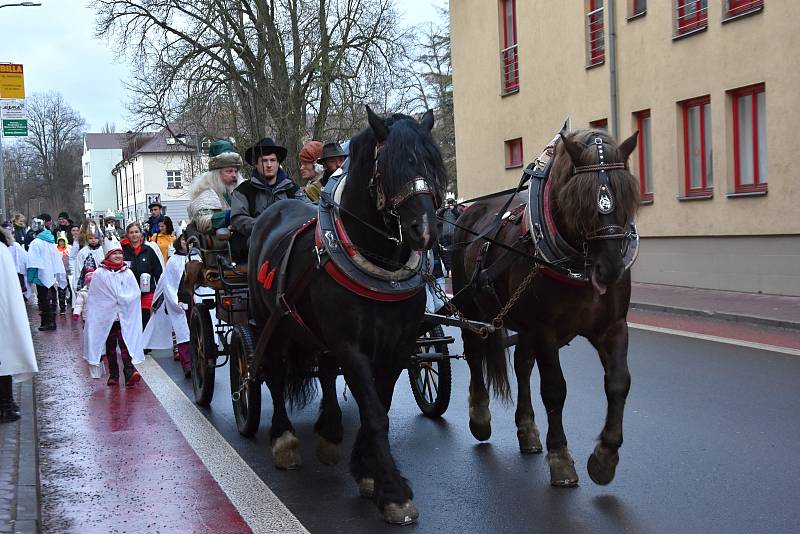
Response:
[58,211,69,220]
[208,139,243,170]
[102,234,122,257]
[299,141,323,164]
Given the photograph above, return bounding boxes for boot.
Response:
[106,354,119,386]
[177,342,192,378]
[0,404,20,423]
[38,313,56,331]
[122,353,141,388]
[0,377,20,424]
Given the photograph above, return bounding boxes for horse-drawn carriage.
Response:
[181,108,642,525]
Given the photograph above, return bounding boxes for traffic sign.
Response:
[0,99,27,137]
[0,64,25,99]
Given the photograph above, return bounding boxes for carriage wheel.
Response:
[189,303,216,406]
[230,324,262,437]
[408,325,452,418]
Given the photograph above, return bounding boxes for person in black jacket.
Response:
[121,222,163,328]
[12,213,27,247]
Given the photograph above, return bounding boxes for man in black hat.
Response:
[229,138,305,260]
[318,142,348,185]
[146,202,164,238]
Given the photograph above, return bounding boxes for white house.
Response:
[113,127,202,227]
[82,133,128,218]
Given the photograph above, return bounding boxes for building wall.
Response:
[82,148,121,217]
[450,1,799,294]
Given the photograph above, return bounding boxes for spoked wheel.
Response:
[408,324,452,418]
[189,303,217,406]
[230,324,261,437]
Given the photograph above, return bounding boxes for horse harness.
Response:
[250,161,430,361]
[452,135,640,324]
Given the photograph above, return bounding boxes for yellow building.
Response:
[450,0,799,295]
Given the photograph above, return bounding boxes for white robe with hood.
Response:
[84,265,146,366]
[27,237,67,289]
[142,254,190,349]
[0,245,38,381]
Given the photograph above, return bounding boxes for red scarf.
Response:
[100,257,127,271]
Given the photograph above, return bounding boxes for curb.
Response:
[630,301,800,332]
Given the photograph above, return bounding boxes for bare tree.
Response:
[15,92,86,219]
[94,0,409,178]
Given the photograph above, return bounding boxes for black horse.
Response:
[247,107,445,524]
[452,129,640,488]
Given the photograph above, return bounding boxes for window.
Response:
[166,170,183,189]
[505,138,523,168]
[635,110,653,201]
[83,185,92,203]
[675,0,708,36]
[201,137,212,151]
[629,0,647,17]
[589,118,608,130]
[731,84,766,192]
[500,0,519,94]
[83,162,90,177]
[135,172,142,193]
[725,0,763,18]
[586,0,605,66]
[681,96,713,196]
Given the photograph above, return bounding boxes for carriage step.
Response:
[416,336,454,346]
[411,353,461,363]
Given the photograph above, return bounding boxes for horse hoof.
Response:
[587,447,619,486]
[468,398,491,441]
[517,424,543,454]
[547,449,578,487]
[382,500,419,525]
[358,478,375,499]
[272,430,302,470]
[316,437,341,466]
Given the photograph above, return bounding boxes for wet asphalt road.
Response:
[152,327,800,534]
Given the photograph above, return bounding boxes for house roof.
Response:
[84,133,129,150]
[135,126,196,155]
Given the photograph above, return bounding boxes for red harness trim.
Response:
[314,223,421,302]
[258,218,317,290]
[540,266,590,287]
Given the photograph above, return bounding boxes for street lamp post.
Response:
[0,2,42,221]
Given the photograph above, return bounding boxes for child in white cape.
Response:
[84,235,145,387]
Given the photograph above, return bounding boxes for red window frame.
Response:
[682,95,712,196]
[505,138,523,168]
[587,0,605,66]
[676,0,707,35]
[727,0,763,17]
[630,0,647,16]
[732,83,767,192]
[501,0,519,94]
[635,110,653,201]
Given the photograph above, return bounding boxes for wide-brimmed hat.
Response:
[208,139,243,170]
[244,137,287,165]
[148,201,163,209]
[318,142,348,162]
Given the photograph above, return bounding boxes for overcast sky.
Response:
[0,0,446,133]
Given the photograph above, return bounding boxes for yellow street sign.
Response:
[0,64,25,99]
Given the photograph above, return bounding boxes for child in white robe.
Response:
[84,235,145,387]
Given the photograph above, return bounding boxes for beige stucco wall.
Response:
[450,1,799,237]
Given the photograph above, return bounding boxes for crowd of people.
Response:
[0,133,462,425]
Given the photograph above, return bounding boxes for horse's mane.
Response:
[349,112,447,197]
[551,129,640,236]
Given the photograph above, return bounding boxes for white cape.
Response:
[143,254,190,349]
[27,238,67,289]
[9,242,27,275]
[84,266,145,366]
[0,245,38,381]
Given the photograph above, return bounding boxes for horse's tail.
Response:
[283,346,318,410]
[484,329,511,401]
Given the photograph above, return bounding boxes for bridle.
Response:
[573,137,631,246]
[368,140,442,240]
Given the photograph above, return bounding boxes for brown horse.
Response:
[451,128,639,487]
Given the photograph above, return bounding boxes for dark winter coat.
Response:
[437,205,464,241]
[13,224,26,247]
[122,242,163,295]
[230,169,306,237]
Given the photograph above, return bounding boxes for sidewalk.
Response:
[630,282,800,331]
